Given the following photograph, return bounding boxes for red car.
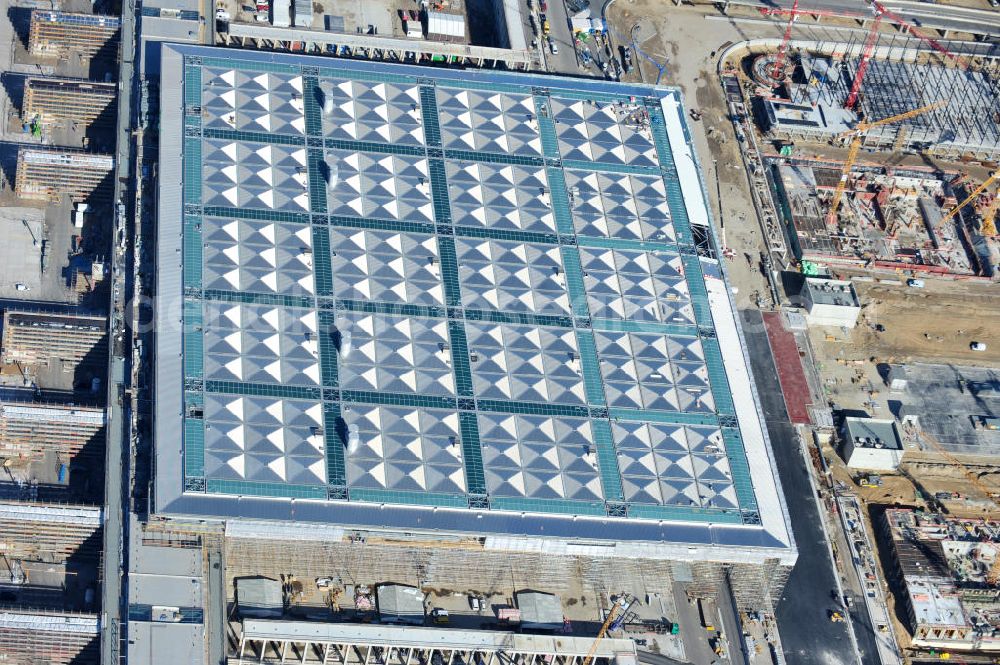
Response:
[539,1,547,10]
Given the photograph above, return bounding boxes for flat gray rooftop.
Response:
[804,279,859,308]
[898,363,1000,456]
[153,45,794,561]
[842,417,901,451]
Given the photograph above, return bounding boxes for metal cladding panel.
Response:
[153,44,795,564]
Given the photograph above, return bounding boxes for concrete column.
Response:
[364,645,372,665]
[281,639,289,664]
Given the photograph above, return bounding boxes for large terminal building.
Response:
[154,44,795,604]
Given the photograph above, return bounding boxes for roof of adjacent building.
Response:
[236,578,283,618]
[804,278,859,308]
[907,579,968,629]
[515,591,563,629]
[153,44,794,562]
[842,417,902,451]
[377,585,426,623]
[240,619,637,657]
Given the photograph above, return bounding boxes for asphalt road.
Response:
[740,309,871,665]
[100,1,137,664]
[726,0,1000,38]
[548,0,581,72]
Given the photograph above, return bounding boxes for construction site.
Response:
[0,500,102,662]
[22,77,118,137]
[0,8,122,300]
[213,521,757,664]
[880,509,1000,652]
[718,1,1000,281]
[0,2,121,660]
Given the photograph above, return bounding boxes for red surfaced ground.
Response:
[762,311,812,425]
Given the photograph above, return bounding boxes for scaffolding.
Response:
[1,310,107,370]
[0,400,106,464]
[224,534,788,610]
[23,77,117,129]
[14,148,113,203]
[0,610,100,665]
[0,501,102,562]
[28,11,121,62]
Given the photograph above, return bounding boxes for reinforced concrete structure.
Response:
[0,399,106,463]
[882,509,1000,651]
[28,11,121,61]
[14,148,114,203]
[23,77,118,129]
[1,310,108,370]
[154,45,795,603]
[0,610,100,665]
[233,620,637,665]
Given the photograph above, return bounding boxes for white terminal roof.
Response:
[154,45,795,565]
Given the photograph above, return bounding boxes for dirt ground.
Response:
[811,277,1000,368]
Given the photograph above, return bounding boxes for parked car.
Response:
[971,341,987,351]
[907,278,925,288]
[548,35,558,54]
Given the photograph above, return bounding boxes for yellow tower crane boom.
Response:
[982,197,999,237]
[581,596,630,665]
[825,101,947,226]
[939,170,999,227]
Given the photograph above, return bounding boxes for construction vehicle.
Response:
[828,610,845,622]
[581,595,631,665]
[826,101,946,225]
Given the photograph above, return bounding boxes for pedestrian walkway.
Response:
[762,312,812,424]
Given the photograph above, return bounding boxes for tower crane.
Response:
[844,1,968,109]
[581,595,632,665]
[825,101,946,225]
[982,197,999,238]
[770,0,800,82]
[761,0,968,109]
[938,170,999,231]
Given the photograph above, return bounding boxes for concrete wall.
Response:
[843,440,902,471]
